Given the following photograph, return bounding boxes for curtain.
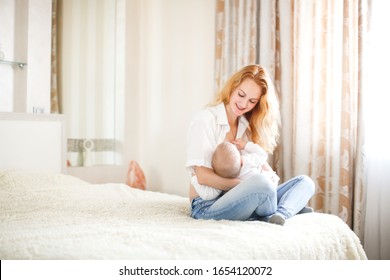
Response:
[259,0,368,241]
[58,0,118,166]
[51,0,60,114]
[215,0,368,241]
[214,0,258,91]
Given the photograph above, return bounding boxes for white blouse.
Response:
[186,102,250,173]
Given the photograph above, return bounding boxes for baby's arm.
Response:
[190,175,222,200]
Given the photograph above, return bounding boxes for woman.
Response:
[186,65,315,225]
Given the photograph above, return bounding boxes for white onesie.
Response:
[191,142,278,200]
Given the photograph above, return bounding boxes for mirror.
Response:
[58,0,120,167]
[56,0,215,197]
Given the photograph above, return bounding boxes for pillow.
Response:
[0,169,90,190]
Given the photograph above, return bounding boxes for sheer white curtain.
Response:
[59,0,118,166]
[363,0,390,260]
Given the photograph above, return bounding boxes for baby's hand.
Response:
[232,138,247,150]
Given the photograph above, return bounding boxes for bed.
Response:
[0,169,367,260]
[0,113,367,260]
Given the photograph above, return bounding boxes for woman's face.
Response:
[228,78,261,117]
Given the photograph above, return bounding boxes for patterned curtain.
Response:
[51,0,61,114]
[261,0,368,240]
[214,0,258,91]
[215,0,369,241]
[259,0,368,241]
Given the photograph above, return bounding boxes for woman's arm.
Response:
[194,166,240,191]
[190,175,222,200]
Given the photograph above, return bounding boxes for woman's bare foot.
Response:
[126,160,146,190]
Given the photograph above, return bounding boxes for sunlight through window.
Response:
[365,0,390,155]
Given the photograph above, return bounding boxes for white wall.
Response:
[0,0,26,112]
[68,0,215,197]
[0,0,52,113]
[123,0,215,196]
[26,0,52,113]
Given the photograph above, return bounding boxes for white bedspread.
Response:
[0,170,367,260]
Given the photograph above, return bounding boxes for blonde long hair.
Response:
[210,65,281,153]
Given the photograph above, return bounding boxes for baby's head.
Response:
[211,142,241,178]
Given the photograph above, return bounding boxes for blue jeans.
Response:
[190,174,315,221]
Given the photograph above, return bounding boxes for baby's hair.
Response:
[212,142,241,178]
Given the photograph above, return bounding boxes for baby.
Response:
[191,139,280,200]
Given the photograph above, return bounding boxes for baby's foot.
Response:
[269,214,285,226]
